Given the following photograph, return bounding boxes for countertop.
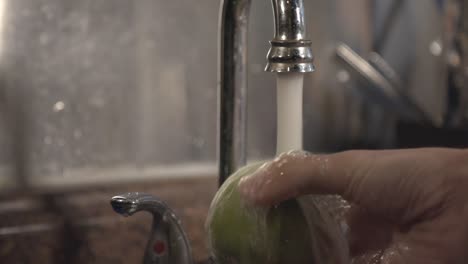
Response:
[0,177,217,264]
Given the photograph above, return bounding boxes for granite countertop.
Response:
[0,177,218,264]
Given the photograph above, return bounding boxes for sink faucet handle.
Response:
[110,193,194,264]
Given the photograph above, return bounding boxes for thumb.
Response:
[238,150,348,206]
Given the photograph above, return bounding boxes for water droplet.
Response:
[277,158,288,168]
[43,136,52,145]
[73,129,82,139]
[39,33,49,45]
[191,137,205,148]
[429,39,443,56]
[447,50,461,67]
[74,149,82,156]
[336,70,350,83]
[53,101,65,112]
[57,139,65,147]
[89,97,105,108]
[259,162,269,170]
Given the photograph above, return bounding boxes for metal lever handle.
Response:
[110,193,194,264]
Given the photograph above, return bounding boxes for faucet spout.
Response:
[265,0,315,72]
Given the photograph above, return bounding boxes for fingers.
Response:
[237,148,468,264]
[239,148,464,221]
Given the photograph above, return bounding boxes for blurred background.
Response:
[0,0,467,263]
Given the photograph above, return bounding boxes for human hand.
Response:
[238,148,468,264]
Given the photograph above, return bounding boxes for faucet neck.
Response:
[272,0,306,41]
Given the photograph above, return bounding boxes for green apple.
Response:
[206,163,316,264]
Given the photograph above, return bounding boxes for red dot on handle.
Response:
[153,241,166,255]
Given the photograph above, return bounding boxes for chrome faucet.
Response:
[218,0,315,184]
